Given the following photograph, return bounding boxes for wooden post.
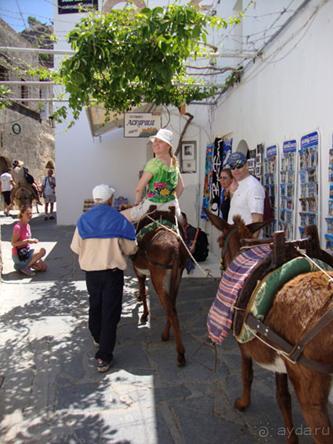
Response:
[271,231,286,268]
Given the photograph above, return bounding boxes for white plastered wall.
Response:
[208,0,333,248]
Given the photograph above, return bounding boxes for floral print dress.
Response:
[144,158,179,203]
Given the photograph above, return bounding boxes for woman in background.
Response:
[219,168,238,221]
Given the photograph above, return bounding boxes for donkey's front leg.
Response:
[234,344,253,411]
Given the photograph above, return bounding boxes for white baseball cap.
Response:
[150,128,174,148]
[92,184,115,202]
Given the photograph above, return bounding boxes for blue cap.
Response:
[227,151,247,168]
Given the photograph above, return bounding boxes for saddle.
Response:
[136,205,184,244]
[233,226,333,338]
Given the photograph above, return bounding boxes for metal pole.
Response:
[0,46,74,55]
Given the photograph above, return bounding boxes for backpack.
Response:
[23,167,34,185]
[193,228,209,262]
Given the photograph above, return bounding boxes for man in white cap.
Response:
[71,184,137,373]
[121,128,184,222]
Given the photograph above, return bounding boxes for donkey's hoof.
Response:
[234,398,249,411]
[177,355,186,367]
[161,332,170,342]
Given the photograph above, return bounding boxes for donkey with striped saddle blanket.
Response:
[206,211,333,444]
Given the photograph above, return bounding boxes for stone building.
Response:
[0,18,55,196]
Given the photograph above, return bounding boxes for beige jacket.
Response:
[71,228,137,271]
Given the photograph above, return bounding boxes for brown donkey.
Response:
[206,211,333,444]
[132,209,188,366]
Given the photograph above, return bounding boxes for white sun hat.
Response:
[92,184,116,202]
[150,128,174,148]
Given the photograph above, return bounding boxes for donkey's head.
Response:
[204,210,268,269]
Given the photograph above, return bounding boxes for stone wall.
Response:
[0,18,55,208]
[0,107,54,183]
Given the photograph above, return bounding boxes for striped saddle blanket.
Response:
[207,245,271,345]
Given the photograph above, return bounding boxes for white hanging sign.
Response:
[124,113,161,138]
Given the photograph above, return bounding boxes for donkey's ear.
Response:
[247,220,271,234]
[204,209,231,232]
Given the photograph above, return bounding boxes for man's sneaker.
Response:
[96,359,112,373]
[20,267,35,277]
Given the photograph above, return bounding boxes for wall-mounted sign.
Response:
[124,113,161,138]
[58,0,98,14]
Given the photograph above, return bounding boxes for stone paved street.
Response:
[0,212,317,443]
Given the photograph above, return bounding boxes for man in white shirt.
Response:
[71,184,137,373]
[227,152,265,226]
[0,168,15,216]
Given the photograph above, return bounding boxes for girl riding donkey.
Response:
[121,128,184,222]
[122,128,188,366]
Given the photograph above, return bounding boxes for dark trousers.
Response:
[86,268,124,362]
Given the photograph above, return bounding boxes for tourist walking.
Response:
[42,169,56,220]
[71,184,137,373]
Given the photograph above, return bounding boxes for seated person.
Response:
[12,205,47,276]
[121,129,184,222]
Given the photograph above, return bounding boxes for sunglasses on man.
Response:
[230,162,246,170]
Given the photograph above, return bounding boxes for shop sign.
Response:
[124,113,161,138]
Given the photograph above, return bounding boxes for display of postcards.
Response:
[308,169,317,182]
[308,214,316,225]
[286,211,293,224]
[299,226,305,237]
[326,218,333,233]
[281,172,286,182]
[329,170,333,182]
[255,165,262,178]
[307,182,317,198]
[309,150,317,168]
[287,184,293,196]
[299,170,307,184]
[329,149,333,166]
[287,200,293,210]
[299,198,307,212]
[308,197,317,212]
[300,183,307,198]
[329,200,333,216]
[300,213,307,226]
[256,154,261,163]
[299,154,306,169]
[280,184,286,196]
[287,171,295,182]
[281,158,286,170]
[330,184,333,199]
[269,161,275,174]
